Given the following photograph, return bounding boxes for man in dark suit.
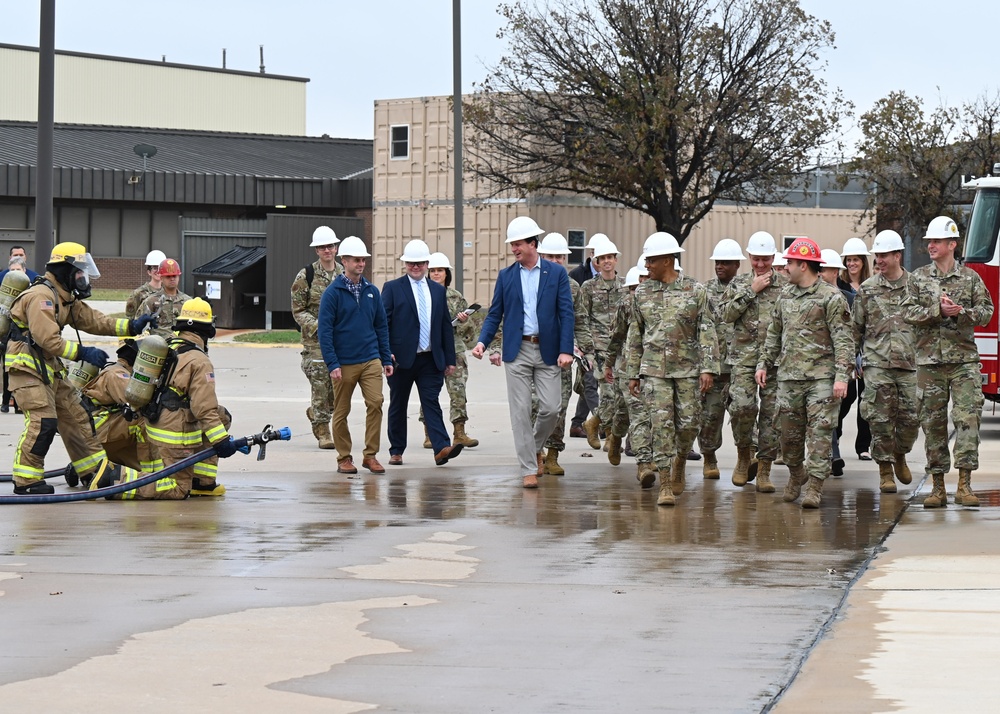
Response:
[473,217,575,488]
[382,239,463,467]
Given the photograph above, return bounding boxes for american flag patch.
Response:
[206,372,215,382]
[40,300,53,310]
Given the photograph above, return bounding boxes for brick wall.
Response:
[94,257,147,290]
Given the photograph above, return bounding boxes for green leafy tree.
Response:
[465,0,845,243]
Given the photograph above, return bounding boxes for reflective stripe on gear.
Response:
[193,461,218,479]
[204,424,228,443]
[145,424,204,447]
[72,449,108,476]
[5,352,58,381]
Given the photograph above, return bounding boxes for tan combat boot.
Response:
[893,453,912,485]
[755,459,775,493]
[670,455,686,496]
[453,421,479,448]
[955,469,980,507]
[703,451,720,479]
[656,480,676,506]
[637,463,657,489]
[800,476,825,509]
[878,462,896,493]
[923,473,948,508]
[312,423,335,450]
[423,425,432,449]
[607,434,622,465]
[732,446,752,486]
[783,464,807,502]
[583,415,602,450]
[543,447,565,476]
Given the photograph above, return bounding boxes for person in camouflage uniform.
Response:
[903,216,995,508]
[291,226,343,449]
[604,264,651,484]
[426,252,481,449]
[628,233,719,506]
[721,231,787,492]
[125,250,165,320]
[851,230,919,494]
[138,258,190,340]
[756,237,854,509]
[576,239,629,463]
[698,239,744,480]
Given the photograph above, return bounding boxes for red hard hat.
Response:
[158,258,182,276]
[782,237,823,263]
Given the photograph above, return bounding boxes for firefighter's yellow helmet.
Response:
[48,241,101,277]
[177,298,214,325]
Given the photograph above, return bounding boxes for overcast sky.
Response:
[4,1,996,150]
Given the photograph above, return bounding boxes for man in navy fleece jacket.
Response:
[318,237,393,476]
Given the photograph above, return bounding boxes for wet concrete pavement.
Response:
[0,343,986,712]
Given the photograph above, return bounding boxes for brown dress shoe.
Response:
[434,443,464,465]
[523,473,539,489]
[337,457,357,474]
[362,457,385,474]
[388,455,403,465]
[569,425,587,438]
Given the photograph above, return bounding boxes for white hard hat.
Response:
[870,230,905,254]
[745,231,776,256]
[592,240,620,259]
[772,251,787,267]
[400,239,432,262]
[145,250,166,267]
[538,232,572,255]
[624,266,643,287]
[819,248,846,271]
[428,252,453,270]
[310,226,340,247]
[710,238,746,261]
[586,233,612,249]
[642,232,684,257]
[840,237,870,257]
[506,216,545,243]
[337,236,370,257]
[924,216,960,240]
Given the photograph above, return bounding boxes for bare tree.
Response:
[464,0,845,243]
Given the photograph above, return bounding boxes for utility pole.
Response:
[452,0,464,289]
[35,0,56,271]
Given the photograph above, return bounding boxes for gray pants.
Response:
[571,367,600,427]
[506,342,563,476]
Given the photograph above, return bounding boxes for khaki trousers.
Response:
[332,359,384,461]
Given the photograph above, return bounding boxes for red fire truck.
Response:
[963,171,1000,401]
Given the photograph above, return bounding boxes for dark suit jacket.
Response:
[477,257,575,365]
[382,275,456,371]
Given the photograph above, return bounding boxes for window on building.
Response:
[567,229,586,266]
[390,125,410,160]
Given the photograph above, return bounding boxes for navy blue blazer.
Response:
[382,275,456,372]
[477,257,575,365]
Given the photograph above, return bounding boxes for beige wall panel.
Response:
[1,47,305,135]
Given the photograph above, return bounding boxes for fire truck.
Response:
[963,167,1000,401]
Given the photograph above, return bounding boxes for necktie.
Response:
[417,280,430,352]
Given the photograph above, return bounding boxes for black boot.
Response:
[13,480,55,495]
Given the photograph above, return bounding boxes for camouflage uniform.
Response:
[125,282,157,320]
[758,279,854,483]
[544,279,579,451]
[852,270,919,464]
[291,259,342,427]
[576,276,629,438]
[138,290,191,340]
[442,286,480,424]
[605,292,650,462]
[627,275,720,471]
[904,263,994,473]
[721,269,788,460]
[698,276,736,453]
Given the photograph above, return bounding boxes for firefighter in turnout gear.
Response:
[5,242,155,494]
[102,298,235,499]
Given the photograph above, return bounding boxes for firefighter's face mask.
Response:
[72,269,92,299]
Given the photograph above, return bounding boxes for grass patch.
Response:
[91,288,134,301]
[232,330,301,344]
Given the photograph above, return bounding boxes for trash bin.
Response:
[191,245,267,329]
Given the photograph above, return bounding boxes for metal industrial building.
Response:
[373,95,872,306]
[0,44,373,326]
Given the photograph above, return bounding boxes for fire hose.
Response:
[0,425,290,504]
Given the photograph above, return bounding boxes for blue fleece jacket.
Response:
[318,276,392,371]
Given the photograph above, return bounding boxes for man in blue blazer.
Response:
[472,217,575,488]
[382,239,463,467]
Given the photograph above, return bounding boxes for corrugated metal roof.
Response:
[0,121,372,180]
